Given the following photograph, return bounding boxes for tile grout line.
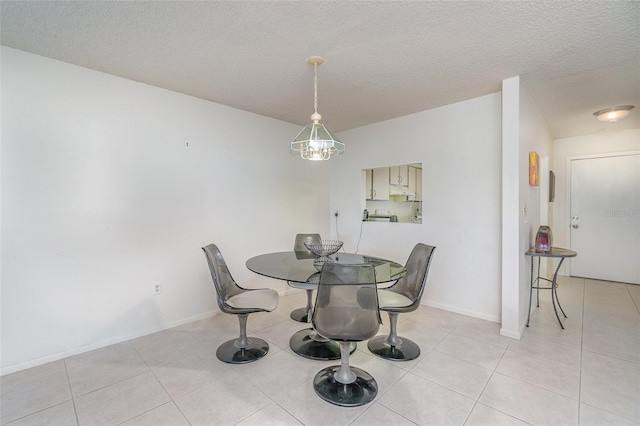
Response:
[468,279,585,424]
[2,361,80,426]
[577,277,585,426]
[125,339,186,425]
[580,279,640,424]
[460,350,504,425]
[365,323,455,425]
[347,367,413,426]
[431,321,507,425]
[579,400,640,424]
[5,286,635,426]
[63,358,81,426]
[369,402,420,426]
[625,283,640,315]
[269,399,310,426]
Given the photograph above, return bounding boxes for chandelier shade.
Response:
[290,121,345,161]
[290,56,344,161]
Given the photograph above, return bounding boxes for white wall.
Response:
[552,128,640,274]
[500,77,553,338]
[331,93,503,322]
[1,47,331,374]
[518,82,554,331]
[500,77,521,338]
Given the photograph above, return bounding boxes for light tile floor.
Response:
[2,276,639,425]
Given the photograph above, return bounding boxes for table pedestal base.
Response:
[289,307,310,323]
[290,328,356,360]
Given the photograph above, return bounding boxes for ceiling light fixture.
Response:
[290,56,344,161]
[593,105,635,123]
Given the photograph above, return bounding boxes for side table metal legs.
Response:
[527,258,535,328]
[550,258,567,329]
[526,257,568,329]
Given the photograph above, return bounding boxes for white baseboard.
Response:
[499,324,525,340]
[422,299,501,323]
[500,305,534,340]
[1,310,219,376]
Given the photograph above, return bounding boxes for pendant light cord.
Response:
[313,62,319,117]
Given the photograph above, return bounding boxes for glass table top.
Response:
[525,247,577,258]
[246,251,406,284]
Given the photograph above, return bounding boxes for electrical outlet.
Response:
[152,281,162,295]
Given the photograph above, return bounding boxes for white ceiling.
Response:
[1,1,638,139]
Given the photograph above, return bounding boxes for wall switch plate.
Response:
[152,281,162,295]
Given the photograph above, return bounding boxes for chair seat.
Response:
[226,289,278,311]
[378,289,413,310]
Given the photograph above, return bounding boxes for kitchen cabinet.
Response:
[408,166,422,201]
[366,168,390,200]
[389,165,409,186]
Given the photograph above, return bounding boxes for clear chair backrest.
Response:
[202,244,243,310]
[312,263,381,342]
[391,244,436,308]
[294,233,322,259]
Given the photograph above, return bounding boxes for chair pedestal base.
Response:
[290,328,356,360]
[216,338,269,364]
[367,335,420,361]
[313,366,378,407]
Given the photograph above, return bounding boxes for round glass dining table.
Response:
[246,251,406,284]
[246,251,407,360]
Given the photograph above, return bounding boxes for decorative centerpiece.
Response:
[304,239,344,271]
[535,226,553,253]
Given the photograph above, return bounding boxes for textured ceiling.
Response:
[1,1,638,138]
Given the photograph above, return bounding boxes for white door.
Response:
[570,154,640,284]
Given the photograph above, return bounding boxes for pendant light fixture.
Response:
[593,105,635,122]
[290,56,344,161]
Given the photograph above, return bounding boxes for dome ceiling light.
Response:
[593,105,635,123]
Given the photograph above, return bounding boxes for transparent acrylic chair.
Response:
[202,243,279,363]
[289,233,322,322]
[312,263,381,407]
[367,243,435,361]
